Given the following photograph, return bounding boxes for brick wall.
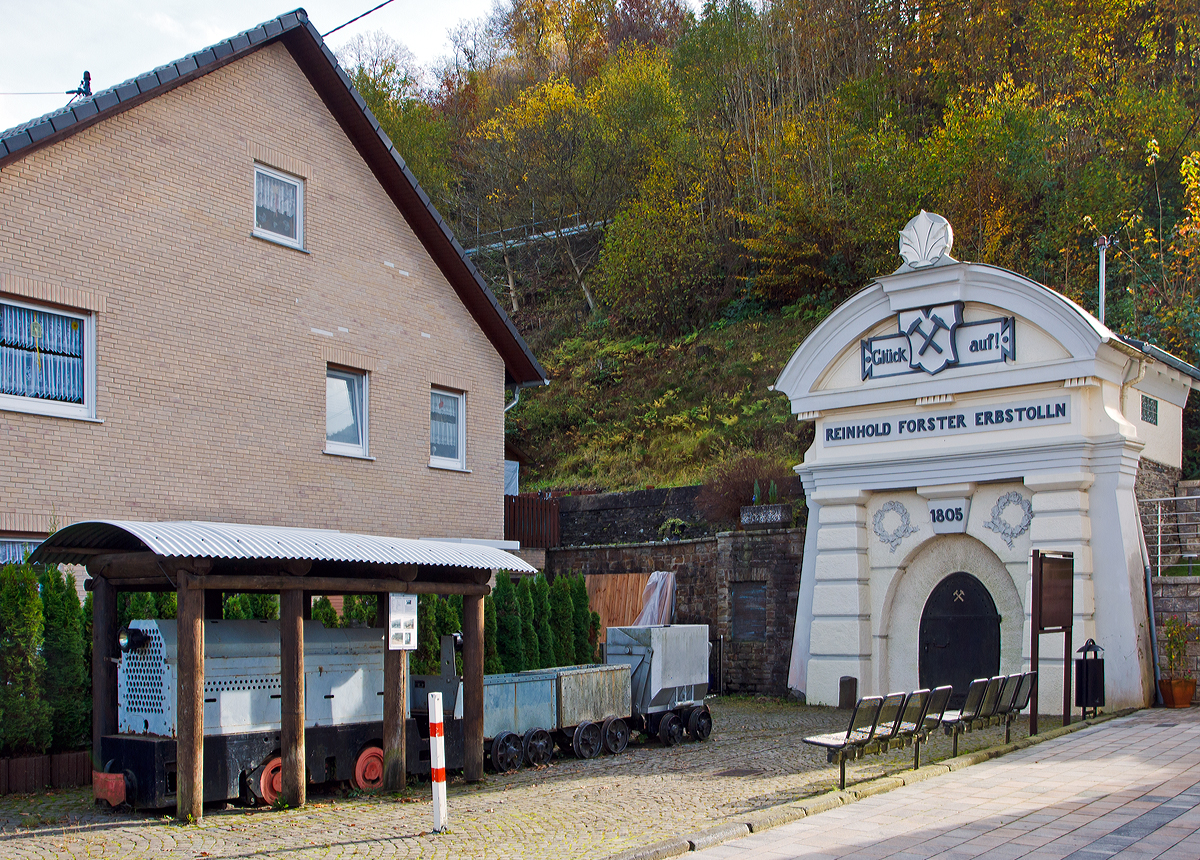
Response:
[558,486,707,546]
[0,42,506,542]
[1151,576,1200,704]
[547,527,805,696]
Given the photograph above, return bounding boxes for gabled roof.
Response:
[0,9,547,387]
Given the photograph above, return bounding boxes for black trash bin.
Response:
[1074,639,1104,719]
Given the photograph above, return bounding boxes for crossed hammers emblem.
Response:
[905,313,950,356]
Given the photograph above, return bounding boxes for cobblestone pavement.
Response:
[694,707,1200,860]
[0,697,1031,859]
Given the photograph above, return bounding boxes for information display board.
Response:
[388,593,418,651]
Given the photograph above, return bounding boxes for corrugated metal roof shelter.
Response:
[31,519,521,817]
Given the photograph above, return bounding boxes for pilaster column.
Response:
[806,487,872,705]
[1023,472,1095,719]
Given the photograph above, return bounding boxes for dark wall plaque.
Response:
[732,581,767,642]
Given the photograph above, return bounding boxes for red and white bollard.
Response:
[428,691,448,832]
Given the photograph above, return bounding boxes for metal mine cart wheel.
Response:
[686,705,713,741]
[490,731,524,773]
[572,721,603,759]
[657,712,685,746]
[601,716,629,754]
[259,756,284,806]
[352,746,385,791]
[523,727,554,767]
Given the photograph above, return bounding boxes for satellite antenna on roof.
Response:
[66,72,91,100]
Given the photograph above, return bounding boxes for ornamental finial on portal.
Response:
[897,211,956,271]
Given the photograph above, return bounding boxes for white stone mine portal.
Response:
[776,212,1198,714]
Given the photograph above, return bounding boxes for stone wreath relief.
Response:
[983,491,1034,548]
[874,501,920,552]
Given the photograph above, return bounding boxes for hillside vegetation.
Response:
[338,1,1200,490]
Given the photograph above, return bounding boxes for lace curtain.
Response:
[0,303,85,403]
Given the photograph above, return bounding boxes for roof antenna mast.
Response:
[66,72,91,100]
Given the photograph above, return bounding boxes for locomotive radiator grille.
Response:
[123,629,166,715]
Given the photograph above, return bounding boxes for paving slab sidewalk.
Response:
[690,707,1200,860]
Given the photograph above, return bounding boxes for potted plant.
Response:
[740,480,793,530]
[1159,615,1197,707]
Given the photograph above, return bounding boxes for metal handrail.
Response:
[1137,495,1200,574]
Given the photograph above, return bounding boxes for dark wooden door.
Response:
[919,572,1000,707]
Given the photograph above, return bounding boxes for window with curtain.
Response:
[0,297,92,419]
[430,388,465,469]
[254,164,304,248]
[326,367,368,457]
[0,538,41,566]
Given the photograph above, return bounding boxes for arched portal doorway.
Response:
[918,571,1000,706]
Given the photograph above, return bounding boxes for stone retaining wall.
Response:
[1151,575,1200,704]
[558,486,707,546]
[547,527,805,696]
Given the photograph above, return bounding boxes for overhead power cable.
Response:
[323,0,399,38]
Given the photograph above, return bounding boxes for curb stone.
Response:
[602,707,1135,860]
[686,823,751,851]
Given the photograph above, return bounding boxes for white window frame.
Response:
[325,366,369,459]
[0,295,96,421]
[429,387,467,471]
[252,163,305,250]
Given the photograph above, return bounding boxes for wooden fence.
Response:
[0,750,91,795]
[585,573,651,644]
[504,495,560,549]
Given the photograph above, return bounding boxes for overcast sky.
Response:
[0,0,501,132]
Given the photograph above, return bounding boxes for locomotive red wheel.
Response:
[352,746,385,791]
[259,756,283,806]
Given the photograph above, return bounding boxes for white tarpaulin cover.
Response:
[633,570,676,626]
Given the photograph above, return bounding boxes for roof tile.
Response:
[49,111,76,132]
[279,12,298,28]
[174,56,198,76]
[71,100,99,122]
[3,131,31,152]
[264,19,283,37]
[212,41,233,60]
[247,26,267,44]
[155,64,179,85]
[230,34,250,52]
[194,48,216,67]
[115,82,140,101]
[27,122,53,142]
[135,73,160,94]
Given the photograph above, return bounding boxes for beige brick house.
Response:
[0,10,547,562]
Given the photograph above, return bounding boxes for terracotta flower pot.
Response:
[1159,678,1197,708]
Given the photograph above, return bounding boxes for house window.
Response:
[253,164,304,249]
[1142,394,1159,426]
[430,388,465,470]
[0,537,41,566]
[326,367,368,457]
[0,297,94,420]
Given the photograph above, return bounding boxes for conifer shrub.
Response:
[533,575,555,668]
[81,590,93,678]
[0,562,52,756]
[129,591,156,621]
[413,594,442,675]
[341,594,377,627]
[311,596,340,629]
[493,574,525,673]
[516,576,541,669]
[571,574,593,663]
[38,568,89,752]
[549,575,576,666]
[484,595,503,674]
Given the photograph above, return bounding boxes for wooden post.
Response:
[176,575,205,821]
[280,588,306,808]
[90,575,117,766]
[379,594,407,790]
[462,594,484,782]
